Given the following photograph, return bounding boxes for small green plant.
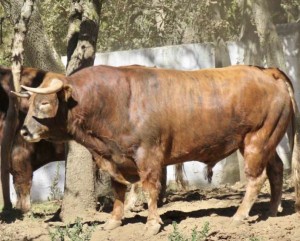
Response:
[168,222,185,241]
[49,217,95,241]
[48,162,63,201]
[249,237,262,241]
[192,221,210,241]
[168,221,210,241]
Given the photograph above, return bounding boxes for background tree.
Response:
[60,0,103,223]
[250,0,286,69]
[0,0,64,72]
[1,0,298,65]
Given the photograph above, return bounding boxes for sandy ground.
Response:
[1,180,300,241]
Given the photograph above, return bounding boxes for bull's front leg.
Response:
[104,179,127,230]
[11,146,33,213]
[136,145,164,235]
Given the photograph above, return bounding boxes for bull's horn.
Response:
[10,91,31,98]
[21,78,63,94]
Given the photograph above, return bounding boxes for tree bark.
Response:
[209,1,231,68]
[250,0,286,70]
[60,0,103,223]
[66,0,102,75]
[1,0,34,210]
[238,0,262,65]
[61,141,97,222]
[238,0,288,181]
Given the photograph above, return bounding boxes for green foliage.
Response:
[249,237,262,241]
[281,0,300,22]
[168,221,210,241]
[31,200,61,214]
[0,5,12,66]
[48,162,63,201]
[98,0,244,52]
[0,0,298,64]
[49,217,95,241]
[39,0,69,56]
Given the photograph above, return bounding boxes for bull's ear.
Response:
[63,84,73,101]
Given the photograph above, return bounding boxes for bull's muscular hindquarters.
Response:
[233,95,291,220]
[18,65,300,235]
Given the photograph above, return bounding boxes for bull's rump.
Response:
[122,65,291,164]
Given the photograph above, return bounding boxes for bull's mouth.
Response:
[22,134,42,143]
[20,129,42,142]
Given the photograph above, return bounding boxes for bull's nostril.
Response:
[20,128,29,137]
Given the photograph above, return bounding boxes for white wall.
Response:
[10,161,65,204]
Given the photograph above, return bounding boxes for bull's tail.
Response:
[277,70,300,212]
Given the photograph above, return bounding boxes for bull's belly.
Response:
[168,138,241,165]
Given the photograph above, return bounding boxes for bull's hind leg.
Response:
[104,179,127,230]
[233,136,271,220]
[233,166,268,220]
[266,152,283,216]
[234,98,290,221]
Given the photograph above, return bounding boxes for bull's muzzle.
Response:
[20,126,29,138]
[20,125,41,142]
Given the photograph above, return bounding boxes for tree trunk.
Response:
[66,0,102,75]
[60,0,103,223]
[238,0,288,181]
[220,152,241,184]
[60,141,97,222]
[1,0,34,210]
[250,0,286,70]
[209,1,231,68]
[238,0,262,65]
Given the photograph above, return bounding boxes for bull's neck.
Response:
[66,86,121,156]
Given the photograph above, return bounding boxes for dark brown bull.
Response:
[0,66,65,212]
[16,65,300,234]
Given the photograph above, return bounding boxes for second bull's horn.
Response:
[21,78,63,94]
[10,90,31,98]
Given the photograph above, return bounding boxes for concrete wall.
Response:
[10,161,65,204]
[10,23,299,202]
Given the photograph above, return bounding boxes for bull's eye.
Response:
[39,101,51,112]
[41,101,49,106]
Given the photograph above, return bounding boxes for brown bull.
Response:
[0,66,65,212]
[16,65,300,235]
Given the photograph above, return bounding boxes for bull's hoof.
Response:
[144,220,161,236]
[229,218,244,227]
[232,213,248,222]
[16,202,31,213]
[104,219,122,230]
[296,202,300,213]
[277,204,283,213]
[267,209,278,217]
[267,203,282,217]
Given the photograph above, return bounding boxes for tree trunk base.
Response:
[60,141,97,223]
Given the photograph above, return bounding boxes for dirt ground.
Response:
[1,179,300,241]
